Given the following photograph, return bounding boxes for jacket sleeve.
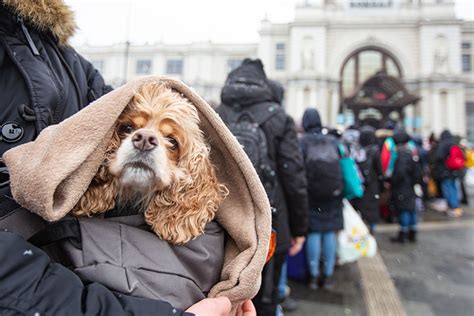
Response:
[77,52,113,101]
[0,232,193,316]
[276,115,309,238]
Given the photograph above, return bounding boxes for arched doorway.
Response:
[338,47,418,128]
[340,47,402,97]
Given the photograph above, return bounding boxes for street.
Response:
[285,207,474,316]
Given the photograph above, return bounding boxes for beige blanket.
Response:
[3,76,271,308]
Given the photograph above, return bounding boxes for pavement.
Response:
[283,205,474,316]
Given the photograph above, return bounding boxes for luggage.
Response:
[286,243,307,280]
[304,136,344,200]
[339,144,364,200]
[227,105,280,205]
[445,145,466,171]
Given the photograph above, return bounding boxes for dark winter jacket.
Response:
[300,108,344,232]
[390,145,420,212]
[0,2,189,315]
[0,231,192,316]
[217,59,309,254]
[0,1,112,164]
[435,130,461,180]
[352,126,384,224]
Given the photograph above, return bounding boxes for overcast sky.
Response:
[67,0,474,46]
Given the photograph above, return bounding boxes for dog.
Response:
[72,83,228,245]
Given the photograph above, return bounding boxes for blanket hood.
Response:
[3,76,271,307]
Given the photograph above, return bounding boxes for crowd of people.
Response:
[216,58,472,315]
[1,1,472,315]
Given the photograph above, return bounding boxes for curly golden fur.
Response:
[72,83,228,245]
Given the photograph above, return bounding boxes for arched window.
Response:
[340,47,402,98]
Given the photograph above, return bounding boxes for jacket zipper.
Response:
[17,16,40,56]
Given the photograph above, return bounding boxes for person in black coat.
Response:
[0,1,241,314]
[217,58,309,316]
[435,130,463,217]
[390,130,421,243]
[300,108,343,290]
[351,126,384,233]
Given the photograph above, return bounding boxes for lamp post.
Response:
[122,0,132,84]
[123,40,130,84]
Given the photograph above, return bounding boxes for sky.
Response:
[67,0,474,46]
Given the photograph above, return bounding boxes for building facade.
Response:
[78,0,474,139]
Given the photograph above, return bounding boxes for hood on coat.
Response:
[267,79,284,105]
[220,58,274,107]
[393,129,410,145]
[360,126,377,147]
[3,76,271,311]
[2,0,76,46]
[302,108,322,133]
[440,129,453,142]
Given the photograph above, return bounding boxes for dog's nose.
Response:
[132,130,158,151]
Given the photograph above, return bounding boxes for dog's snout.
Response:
[132,129,158,151]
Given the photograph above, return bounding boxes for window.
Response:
[462,42,472,73]
[227,59,241,72]
[462,54,472,72]
[91,60,104,73]
[275,55,285,70]
[275,43,286,70]
[276,43,285,50]
[166,59,183,75]
[467,102,474,142]
[136,59,152,74]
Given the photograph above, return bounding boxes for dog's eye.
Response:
[166,136,179,150]
[119,124,134,135]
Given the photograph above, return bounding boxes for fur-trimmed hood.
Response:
[3,76,272,311]
[1,0,76,45]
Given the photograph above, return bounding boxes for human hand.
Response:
[288,236,305,256]
[185,297,231,316]
[236,299,257,316]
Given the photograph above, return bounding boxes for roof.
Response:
[344,71,420,110]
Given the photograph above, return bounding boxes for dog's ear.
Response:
[71,129,120,217]
[145,144,228,245]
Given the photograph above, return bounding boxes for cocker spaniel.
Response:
[72,83,228,245]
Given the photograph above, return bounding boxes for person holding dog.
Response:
[0,1,255,315]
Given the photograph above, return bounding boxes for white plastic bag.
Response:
[337,199,377,264]
[464,168,474,207]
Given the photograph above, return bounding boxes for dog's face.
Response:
[73,83,228,245]
[109,88,196,194]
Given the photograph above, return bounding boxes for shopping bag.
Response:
[339,145,364,200]
[427,177,438,198]
[464,168,474,207]
[337,199,377,264]
[287,243,307,280]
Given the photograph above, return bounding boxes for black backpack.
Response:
[227,106,280,206]
[303,135,344,200]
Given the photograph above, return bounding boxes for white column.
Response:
[330,89,340,127]
[432,90,442,136]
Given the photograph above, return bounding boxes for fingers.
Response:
[185,296,231,316]
[241,300,256,316]
[237,299,256,316]
[215,296,232,314]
